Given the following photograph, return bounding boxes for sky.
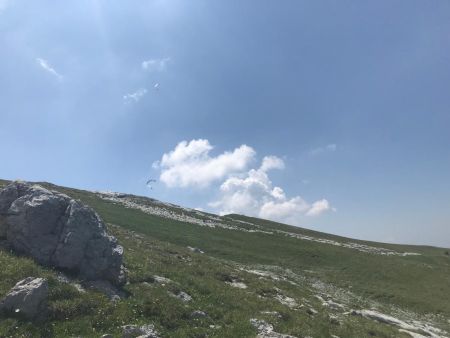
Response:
[1,0,449,247]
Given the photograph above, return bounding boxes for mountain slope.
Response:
[0,179,449,338]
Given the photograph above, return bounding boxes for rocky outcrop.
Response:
[0,181,125,286]
[0,277,48,320]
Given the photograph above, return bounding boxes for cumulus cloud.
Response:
[310,143,337,155]
[155,139,255,188]
[154,139,334,226]
[36,58,63,81]
[259,197,310,223]
[210,156,332,224]
[260,155,285,172]
[142,58,170,72]
[123,88,147,103]
[306,199,333,216]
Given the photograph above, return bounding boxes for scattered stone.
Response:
[187,246,204,254]
[95,185,419,256]
[306,308,318,316]
[153,275,172,284]
[96,191,273,235]
[101,335,114,338]
[350,309,446,338]
[351,310,415,330]
[170,290,192,302]
[209,325,221,329]
[121,324,160,338]
[191,310,207,318]
[260,311,282,318]
[0,182,126,286]
[56,272,85,293]
[250,318,298,338]
[397,330,422,338]
[122,325,142,337]
[322,299,345,311]
[226,280,248,289]
[84,280,126,301]
[0,277,48,320]
[274,294,297,308]
[329,314,341,325]
[276,229,421,256]
[398,329,430,338]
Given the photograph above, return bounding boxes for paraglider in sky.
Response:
[146,179,157,189]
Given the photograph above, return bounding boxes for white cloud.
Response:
[154,139,334,225]
[210,156,333,224]
[156,139,255,188]
[260,155,285,172]
[260,197,310,223]
[142,58,170,72]
[310,143,337,155]
[36,58,63,81]
[305,199,333,216]
[123,88,147,103]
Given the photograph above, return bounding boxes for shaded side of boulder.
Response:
[0,277,48,320]
[0,181,125,286]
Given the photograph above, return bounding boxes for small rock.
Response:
[322,299,345,311]
[170,290,192,302]
[101,335,114,338]
[250,318,298,338]
[260,311,282,318]
[153,275,172,284]
[187,246,204,254]
[191,310,207,318]
[84,280,125,301]
[0,277,48,320]
[226,281,248,289]
[274,294,297,308]
[121,324,160,338]
[329,314,341,325]
[306,308,318,315]
[209,325,221,329]
[122,325,142,337]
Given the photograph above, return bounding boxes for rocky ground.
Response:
[0,179,449,337]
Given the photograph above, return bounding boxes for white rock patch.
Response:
[250,319,298,338]
[351,309,448,338]
[274,294,298,309]
[226,281,248,289]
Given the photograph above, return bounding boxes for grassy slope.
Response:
[0,179,449,338]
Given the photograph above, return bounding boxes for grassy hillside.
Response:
[0,179,449,338]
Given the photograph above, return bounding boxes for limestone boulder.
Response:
[0,277,48,320]
[0,181,126,286]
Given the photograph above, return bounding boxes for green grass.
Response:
[0,179,449,337]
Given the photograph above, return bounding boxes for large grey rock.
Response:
[0,277,48,320]
[0,181,126,286]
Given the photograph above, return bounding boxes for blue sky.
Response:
[1,0,449,247]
